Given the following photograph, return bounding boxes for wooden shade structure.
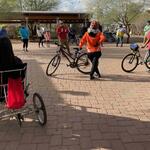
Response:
[0,11,89,24]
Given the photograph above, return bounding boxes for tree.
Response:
[106,0,144,42]
[83,0,145,43]
[19,0,59,11]
[0,0,17,12]
[0,0,18,19]
[83,0,113,22]
[17,0,60,38]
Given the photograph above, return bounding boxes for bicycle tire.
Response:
[145,56,150,69]
[121,53,138,72]
[46,54,61,76]
[76,53,91,74]
[33,93,47,126]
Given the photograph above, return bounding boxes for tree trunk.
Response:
[28,23,37,41]
[126,32,130,43]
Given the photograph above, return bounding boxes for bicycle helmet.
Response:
[130,43,139,51]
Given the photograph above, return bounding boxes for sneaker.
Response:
[90,76,95,80]
[96,73,101,78]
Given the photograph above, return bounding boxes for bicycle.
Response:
[46,42,92,76]
[121,43,150,72]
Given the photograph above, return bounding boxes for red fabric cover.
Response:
[6,78,25,109]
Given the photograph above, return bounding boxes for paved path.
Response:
[0,41,150,150]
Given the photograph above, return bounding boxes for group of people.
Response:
[37,26,51,48]
[19,23,51,52]
[56,20,105,80]
[55,19,150,79]
[1,19,150,81]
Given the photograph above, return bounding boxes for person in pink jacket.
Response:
[142,30,150,62]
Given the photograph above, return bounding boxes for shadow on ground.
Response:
[0,59,149,150]
[50,72,150,83]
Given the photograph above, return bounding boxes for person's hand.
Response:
[141,45,145,48]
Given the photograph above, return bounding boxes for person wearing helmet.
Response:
[142,30,150,62]
[144,20,150,36]
[79,20,105,80]
[143,20,150,44]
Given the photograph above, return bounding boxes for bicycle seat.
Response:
[73,48,80,51]
[55,42,66,49]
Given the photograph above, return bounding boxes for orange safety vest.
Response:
[79,32,105,53]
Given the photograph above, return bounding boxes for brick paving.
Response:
[0,41,150,150]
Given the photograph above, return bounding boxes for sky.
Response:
[56,0,86,12]
[56,0,150,11]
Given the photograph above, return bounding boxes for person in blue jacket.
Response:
[19,22,29,52]
[0,26,8,38]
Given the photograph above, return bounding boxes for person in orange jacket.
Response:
[79,20,105,80]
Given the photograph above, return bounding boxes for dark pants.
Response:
[23,39,28,50]
[88,51,102,77]
[39,36,44,47]
[116,36,123,47]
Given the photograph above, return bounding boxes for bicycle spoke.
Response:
[121,53,138,72]
[76,53,92,74]
[46,55,61,76]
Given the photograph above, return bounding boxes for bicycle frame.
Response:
[57,47,78,65]
[132,50,147,65]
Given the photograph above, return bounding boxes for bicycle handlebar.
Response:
[54,42,66,49]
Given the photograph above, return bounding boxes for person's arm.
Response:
[65,26,69,34]
[79,32,87,48]
[56,26,61,34]
[144,25,148,33]
[141,38,150,48]
[19,28,22,38]
[99,32,106,44]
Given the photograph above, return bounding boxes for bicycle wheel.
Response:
[76,53,92,74]
[145,56,150,69]
[121,53,138,72]
[33,93,47,126]
[46,54,61,76]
